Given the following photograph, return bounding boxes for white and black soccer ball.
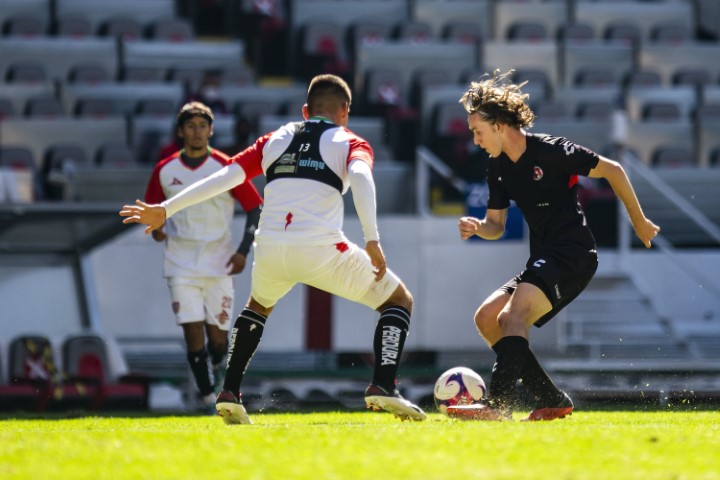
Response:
[434,366,486,415]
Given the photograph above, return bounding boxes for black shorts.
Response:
[499,247,598,328]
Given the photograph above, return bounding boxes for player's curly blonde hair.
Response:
[459,69,535,128]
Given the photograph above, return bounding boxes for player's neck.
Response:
[182,146,210,159]
[504,129,527,162]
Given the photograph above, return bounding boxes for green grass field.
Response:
[1,410,718,480]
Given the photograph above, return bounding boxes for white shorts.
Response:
[251,241,401,310]
[167,276,234,330]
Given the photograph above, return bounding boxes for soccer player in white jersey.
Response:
[144,102,263,413]
[121,75,426,423]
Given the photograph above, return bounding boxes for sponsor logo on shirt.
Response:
[274,153,297,174]
[533,166,544,181]
[171,177,183,185]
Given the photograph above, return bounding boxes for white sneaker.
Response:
[364,384,427,421]
[215,390,252,425]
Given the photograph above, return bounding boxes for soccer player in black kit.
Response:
[447,70,660,421]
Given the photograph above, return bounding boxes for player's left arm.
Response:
[588,156,660,248]
[226,205,261,275]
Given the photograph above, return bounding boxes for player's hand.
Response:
[365,240,386,281]
[151,229,167,242]
[458,216,481,240]
[226,253,247,275]
[634,218,661,248]
[119,200,166,234]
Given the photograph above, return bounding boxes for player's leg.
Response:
[203,277,234,390]
[306,243,425,420]
[170,278,217,410]
[473,287,512,347]
[447,281,551,421]
[216,244,290,424]
[521,254,597,421]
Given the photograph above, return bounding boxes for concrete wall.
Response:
[2,215,719,355]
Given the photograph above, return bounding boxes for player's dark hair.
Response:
[460,69,535,128]
[176,101,214,128]
[306,74,352,116]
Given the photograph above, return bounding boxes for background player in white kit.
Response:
[144,102,263,413]
[122,74,426,423]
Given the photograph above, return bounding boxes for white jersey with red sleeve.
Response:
[145,148,263,277]
[233,118,374,246]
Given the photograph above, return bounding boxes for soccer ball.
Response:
[434,366,486,415]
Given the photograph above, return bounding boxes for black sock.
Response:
[223,309,266,396]
[520,349,563,407]
[207,340,227,368]
[488,336,530,411]
[187,348,213,397]
[371,306,410,391]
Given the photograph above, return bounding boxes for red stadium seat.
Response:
[62,334,149,410]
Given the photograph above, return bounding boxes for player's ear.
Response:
[302,104,309,120]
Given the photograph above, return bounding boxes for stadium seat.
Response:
[558,22,595,44]
[148,17,193,42]
[136,99,177,117]
[651,146,695,168]
[0,147,37,203]
[7,335,96,411]
[574,68,617,89]
[442,20,484,46]
[96,142,137,168]
[346,19,391,63]
[604,22,641,46]
[624,70,663,89]
[55,13,93,38]
[68,63,111,84]
[672,68,713,89]
[99,15,143,40]
[394,20,434,44]
[361,68,405,115]
[562,42,634,88]
[507,21,548,42]
[218,67,255,87]
[512,68,552,103]
[5,62,47,84]
[25,95,67,118]
[120,66,166,83]
[483,41,559,89]
[61,334,149,410]
[3,13,46,37]
[534,101,570,123]
[650,23,693,44]
[711,148,720,167]
[642,102,682,122]
[409,66,456,111]
[576,101,615,123]
[0,98,15,119]
[167,67,207,90]
[494,1,567,42]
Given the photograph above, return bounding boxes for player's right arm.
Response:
[459,208,507,241]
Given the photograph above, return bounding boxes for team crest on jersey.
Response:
[171,177,183,185]
[274,153,297,174]
[533,166,544,181]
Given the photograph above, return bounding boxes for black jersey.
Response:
[486,133,600,255]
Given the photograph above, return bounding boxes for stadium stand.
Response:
[561,40,634,88]
[494,1,568,40]
[0,38,118,84]
[574,1,694,44]
[411,0,491,42]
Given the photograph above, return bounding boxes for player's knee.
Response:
[379,283,413,312]
[497,310,524,334]
[474,307,498,339]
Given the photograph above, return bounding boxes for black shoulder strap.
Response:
[265,121,344,193]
